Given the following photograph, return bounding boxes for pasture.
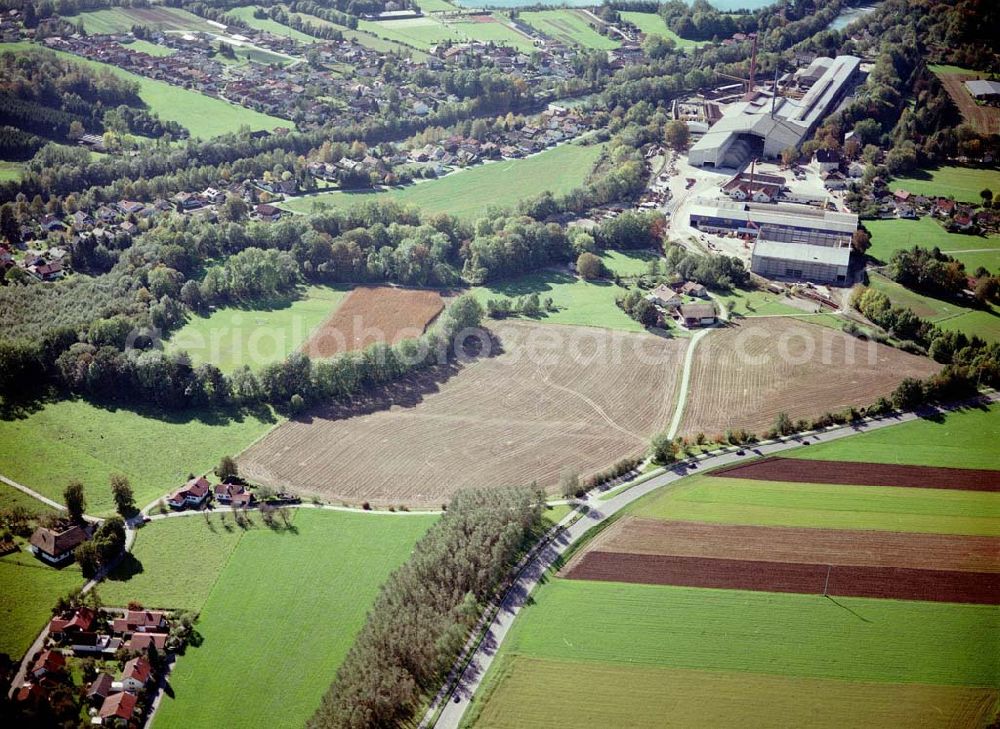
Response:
[677,318,939,437]
[0,398,278,515]
[153,508,436,729]
[598,249,660,277]
[0,546,82,659]
[283,141,603,219]
[69,6,215,34]
[226,6,317,43]
[101,514,246,611]
[864,216,1000,271]
[121,39,176,57]
[471,269,648,333]
[301,286,443,358]
[468,657,999,729]
[710,286,819,317]
[282,9,426,56]
[166,284,349,372]
[239,320,686,507]
[619,11,708,50]
[0,160,21,182]
[357,14,534,52]
[888,166,1000,203]
[3,42,289,138]
[519,10,619,50]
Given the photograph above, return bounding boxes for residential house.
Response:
[87,672,114,707]
[30,649,65,679]
[167,476,211,510]
[214,482,255,507]
[814,148,841,173]
[29,523,89,565]
[893,189,911,204]
[126,632,167,653]
[112,609,168,636]
[256,203,281,222]
[647,284,683,309]
[933,198,956,217]
[99,691,138,726]
[679,303,718,328]
[120,656,152,693]
[117,200,145,216]
[821,170,848,190]
[679,281,708,298]
[48,607,96,641]
[202,187,226,204]
[847,161,865,178]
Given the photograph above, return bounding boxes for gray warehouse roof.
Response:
[965,79,1000,98]
[752,239,851,267]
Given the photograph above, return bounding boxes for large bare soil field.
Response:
[678,319,938,437]
[301,286,444,358]
[241,321,687,506]
[572,517,1000,572]
[714,457,1000,492]
[935,71,1000,136]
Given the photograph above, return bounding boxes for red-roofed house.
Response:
[214,482,255,507]
[127,632,167,652]
[934,198,956,216]
[99,691,138,724]
[120,656,152,693]
[48,606,96,641]
[112,609,168,636]
[30,649,65,679]
[29,523,90,565]
[167,476,211,509]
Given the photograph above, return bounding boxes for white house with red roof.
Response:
[167,476,211,509]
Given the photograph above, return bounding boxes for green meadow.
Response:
[165,285,349,373]
[519,10,619,50]
[227,6,317,43]
[121,39,176,57]
[864,216,1000,272]
[283,141,603,219]
[888,166,1000,204]
[619,11,708,50]
[69,6,215,34]
[0,399,279,515]
[153,508,436,729]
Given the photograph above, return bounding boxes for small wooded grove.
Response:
[307,486,545,729]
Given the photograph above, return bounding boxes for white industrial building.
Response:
[689,198,858,239]
[688,55,862,169]
[750,238,851,284]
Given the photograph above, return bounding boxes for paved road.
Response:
[426,393,999,729]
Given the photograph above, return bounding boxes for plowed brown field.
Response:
[241,321,686,506]
[935,71,1000,136]
[563,552,1000,603]
[678,319,938,437]
[301,286,444,358]
[713,457,1000,492]
[572,518,1000,572]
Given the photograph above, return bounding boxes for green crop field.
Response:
[520,10,619,50]
[868,272,1000,343]
[0,399,279,516]
[888,166,1000,203]
[864,217,1000,271]
[153,508,436,729]
[472,270,647,333]
[485,579,999,685]
[101,515,246,611]
[165,286,348,373]
[0,42,288,139]
[69,6,215,34]
[619,11,708,50]
[358,16,460,49]
[797,403,1000,469]
[227,6,316,43]
[284,141,603,219]
[447,18,536,52]
[632,475,1000,535]
[467,657,1000,729]
[0,548,82,659]
[121,39,176,57]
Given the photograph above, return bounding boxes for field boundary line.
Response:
[666,327,711,439]
[0,473,67,511]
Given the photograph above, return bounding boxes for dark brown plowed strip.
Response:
[564,552,1000,604]
[712,457,1000,492]
[573,517,1000,573]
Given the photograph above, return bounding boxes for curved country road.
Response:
[424,392,999,729]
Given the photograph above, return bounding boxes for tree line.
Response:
[308,486,544,729]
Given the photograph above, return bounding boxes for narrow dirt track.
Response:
[563,552,1000,604]
[714,457,1000,491]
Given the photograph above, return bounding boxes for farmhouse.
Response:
[679,303,718,328]
[29,523,90,565]
[751,237,851,284]
[167,476,211,509]
[689,56,861,168]
[214,482,255,507]
[648,284,682,308]
[689,199,858,240]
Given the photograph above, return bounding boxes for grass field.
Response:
[0,482,57,514]
[357,14,534,51]
[869,272,1000,343]
[281,8,424,56]
[469,657,1000,729]
[632,475,1000,535]
[166,285,349,372]
[489,579,999,685]
[619,11,708,50]
[472,270,648,333]
[283,141,603,219]
[598,249,660,277]
[0,548,82,659]
[797,403,1000,469]
[864,216,1000,271]
[519,10,619,50]
[888,166,1000,203]
[101,514,246,611]
[0,160,21,182]
[711,286,816,317]
[0,42,288,139]
[153,508,436,729]
[227,6,316,43]
[69,6,215,34]
[121,39,176,57]
[0,399,279,515]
